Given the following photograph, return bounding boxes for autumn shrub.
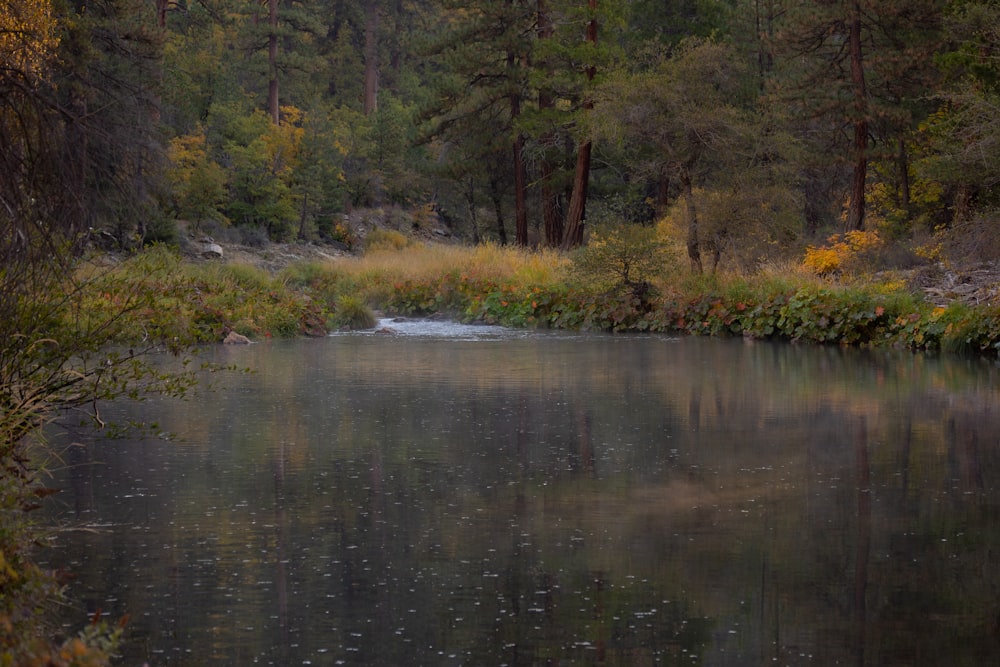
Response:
[364,228,411,253]
[328,221,356,248]
[802,230,882,276]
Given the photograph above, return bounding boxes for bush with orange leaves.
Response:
[802,230,882,276]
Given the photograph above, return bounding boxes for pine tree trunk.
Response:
[513,133,528,246]
[846,1,867,231]
[537,0,561,247]
[508,42,529,247]
[156,0,168,28]
[562,139,591,248]
[655,170,671,216]
[561,0,598,250]
[489,175,508,246]
[679,166,702,274]
[541,162,562,247]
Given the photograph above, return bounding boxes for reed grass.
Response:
[342,242,570,289]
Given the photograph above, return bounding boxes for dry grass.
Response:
[338,242,571,288]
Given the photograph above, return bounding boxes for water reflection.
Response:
[45,331,1000,665]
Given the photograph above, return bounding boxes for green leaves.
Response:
[570,222,671,293]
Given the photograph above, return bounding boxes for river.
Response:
[44,320,1000,665]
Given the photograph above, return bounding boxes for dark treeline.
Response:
[4,1,1000,270]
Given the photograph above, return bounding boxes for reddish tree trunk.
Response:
[537,0,561,246]
[654,170,671,216]
[562,140,591,248]
[846,1,867,230]
[562,0,598,249]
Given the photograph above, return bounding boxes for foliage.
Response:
[769,0,945,232]
[330,295,377,331]
[0,247,213,665]
[589,37,780,271]
[916,90,1000,213]
[803,230,883,277]
[570,223,671,295]
[313,241,1000,356]
[278,261,340,291]
[0,0,59,76]
[167,130,229,229]
[364,228,412,253]
[78,242,1000,358]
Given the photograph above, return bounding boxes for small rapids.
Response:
[344,317,522,340]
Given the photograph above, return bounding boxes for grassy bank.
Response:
[86,242,1000,357]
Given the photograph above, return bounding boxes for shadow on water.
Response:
[44,324,1000,665]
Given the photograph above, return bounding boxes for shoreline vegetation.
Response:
[96,229,1000,359]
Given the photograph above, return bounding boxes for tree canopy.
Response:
[2,0,993,263]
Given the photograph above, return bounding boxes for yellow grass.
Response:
[334,242,571,287]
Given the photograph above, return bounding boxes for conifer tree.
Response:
[770,0,945,231]
[419,0,535,243]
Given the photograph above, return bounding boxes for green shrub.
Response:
[332,295,377,330]
[570,222,671,295]
[215,262,275,291]
[279,261,339,289]
[941,304,1000,356]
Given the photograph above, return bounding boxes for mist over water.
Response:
[45,327,1000,665]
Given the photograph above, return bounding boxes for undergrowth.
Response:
[80,243,1000,356]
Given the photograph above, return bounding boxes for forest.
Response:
[3,0,999,272]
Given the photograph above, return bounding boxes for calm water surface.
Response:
[45,322,1000,665]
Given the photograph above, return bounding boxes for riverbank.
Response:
[90,234,1000,358]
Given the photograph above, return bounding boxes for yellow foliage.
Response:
[803,230,881,276]
[167,132,209,176]
[0,0,59,81]
[167,129,228,223]
[914,241,942,263]
[363,228,410,253]
[264,106,306,176]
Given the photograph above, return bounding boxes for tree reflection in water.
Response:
[46,333,1000,665]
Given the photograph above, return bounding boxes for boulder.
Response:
[223,330,252,345]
